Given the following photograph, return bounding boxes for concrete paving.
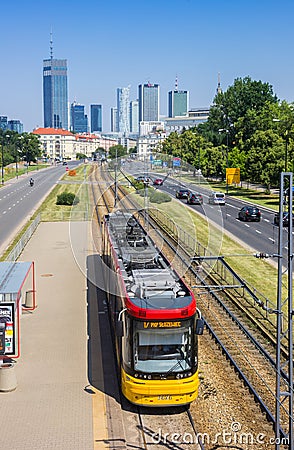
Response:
[0,221,104,450]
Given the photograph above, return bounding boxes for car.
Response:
[136,175,151,183]
[153,178,163,186]
[208,192,226,205]
[238,206,261,222]
[187,191,203,205]
[176,188,190,199]
[274,211,294,226]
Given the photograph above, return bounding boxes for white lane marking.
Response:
[268,238,275,243]
[2,211,6,214]
[244,223,250,228]
[256,230,261,234]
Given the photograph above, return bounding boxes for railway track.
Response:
[88,164,206,449]
[88,164,290,448]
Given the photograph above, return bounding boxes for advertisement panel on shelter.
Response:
[0,303,16,356]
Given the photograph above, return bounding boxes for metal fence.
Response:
[5,215,41,262]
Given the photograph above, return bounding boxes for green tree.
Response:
[108,144,127,159]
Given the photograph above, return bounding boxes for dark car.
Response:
[238,206,261,222]
[187,191,203,205]
[176,188,190,199]
[274,211,294,226]
[153,178,163,186]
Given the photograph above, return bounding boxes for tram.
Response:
[102,210,204,407]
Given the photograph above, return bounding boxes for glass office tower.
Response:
[70,102,88,133]
[138,83,160,122]
[168,90,189,117]
[90,105,102,132]
[43,58,68,130]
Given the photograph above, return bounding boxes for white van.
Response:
[208,192,226,205]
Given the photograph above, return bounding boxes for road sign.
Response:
[173,157,181,167]
[226,168,240,184]
[152,159,162,167]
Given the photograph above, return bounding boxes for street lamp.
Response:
[273,119,289,172]
[16,136,24,178]
[1,141,4,185]
[218,128,229,194]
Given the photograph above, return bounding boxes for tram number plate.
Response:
[158,395,172,401]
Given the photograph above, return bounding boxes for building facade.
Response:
[43,58,68,130]
[129,100,139,134]
[0,116,8,130]
[110,107,118,132]
[90,104,102,132]
[33,128,118,160]
[168,90,189,117]
[138,83,160,122]
[8,120,24,133]
[117,87,130,135]
[70,102,88,133]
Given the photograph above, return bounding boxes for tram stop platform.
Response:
[0,221,112,450]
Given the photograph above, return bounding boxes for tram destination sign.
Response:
[143,321,182,329]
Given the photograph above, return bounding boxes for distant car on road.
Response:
[153,178,163,186]
[238,206,261,222]
[208,192,226,205]
[187,192,203,205]
[274,211,294,226]
[176,188,190,199]
[136,175,151,183]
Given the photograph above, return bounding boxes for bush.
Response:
[56,192,79,206]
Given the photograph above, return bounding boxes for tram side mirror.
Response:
[195,318,204,335]
[116,321,124,337]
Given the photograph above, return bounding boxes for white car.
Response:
[208,192,226,205]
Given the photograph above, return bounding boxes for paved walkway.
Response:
[0,221,107,450]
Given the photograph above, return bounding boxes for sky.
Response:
[1,0,294,132]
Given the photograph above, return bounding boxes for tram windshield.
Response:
[133,319,194,373]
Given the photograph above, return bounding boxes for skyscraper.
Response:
[117,87,130,135]
[138,83,160,122]
[168,90,189,117]
[43,37,68,129]
[70,102,88,133]
[111,107,118,132]
[90,104,102,132]
[129,100,139,134]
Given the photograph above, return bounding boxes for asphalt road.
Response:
[123,161,292,265]
[0,162,78,254]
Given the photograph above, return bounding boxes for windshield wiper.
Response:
[165,359,185,375]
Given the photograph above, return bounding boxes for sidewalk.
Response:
[0,222,96,449]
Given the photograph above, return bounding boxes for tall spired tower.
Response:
[43,33,68,129]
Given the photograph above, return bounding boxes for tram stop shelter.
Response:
[0,261,36,360]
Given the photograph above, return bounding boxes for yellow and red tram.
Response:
[102,210,203,407]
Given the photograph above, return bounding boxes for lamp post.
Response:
[218,128,229,194]
[16,136,24,178]
[5,134,11,179]
[273,119,289,172]
[1,142,4,185]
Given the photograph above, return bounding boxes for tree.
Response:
[108,144,127,159]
